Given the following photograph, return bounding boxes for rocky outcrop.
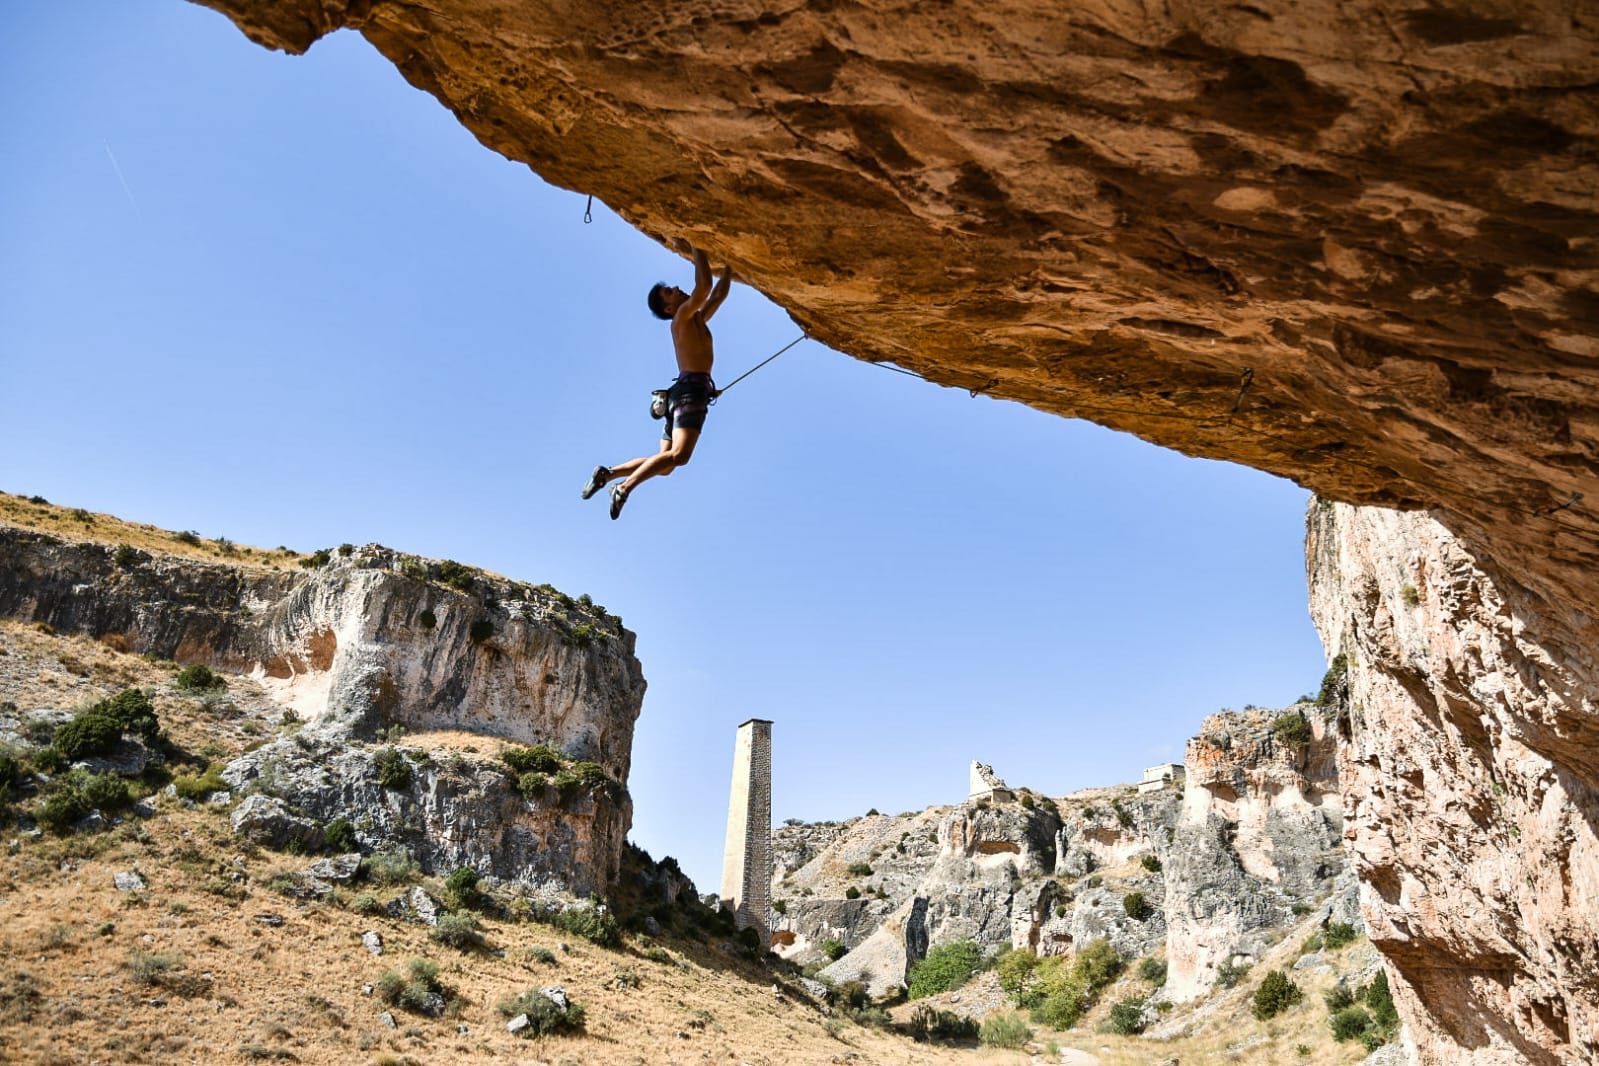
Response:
[1165,704,1350,1001]
[192,0,1599,650]
[1309,502,1599,1066]
[223,732,629,895]
[0,523,646,895]
[773,782,1188,997]
[0,528,644,779]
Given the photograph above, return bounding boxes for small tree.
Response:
[978,1011,1032,1048]
[375,747,410,790]
[1107,997,1148,1035]
[1252,969,1304,1020]
[908,940,982,999]
[1122,891,1153,921]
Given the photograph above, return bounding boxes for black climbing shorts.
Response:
[662,372,714,440]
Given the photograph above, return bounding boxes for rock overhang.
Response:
[191,0,1597,613]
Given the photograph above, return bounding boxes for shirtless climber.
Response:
[581,241,734,520]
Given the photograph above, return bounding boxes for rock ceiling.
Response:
[195,0,1596,617]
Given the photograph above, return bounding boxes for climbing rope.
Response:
[583,195,594,224]
[712,332,808,399]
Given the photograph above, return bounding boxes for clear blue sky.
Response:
[1,2,1328,892]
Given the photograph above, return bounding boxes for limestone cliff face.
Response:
[194,0,1599,644]
[773,787,1182,997]
[1164,705,1351,1002]
[0,528,644,780]
[1309,503,1599,1066]
[0,524,646,893]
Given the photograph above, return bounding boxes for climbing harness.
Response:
[646,332,807,419]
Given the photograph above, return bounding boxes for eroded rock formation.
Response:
[1164,704,1352,1001]
[1310,503,1599,1066]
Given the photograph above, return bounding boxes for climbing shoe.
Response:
[580,465,611,500]
[609,484,629,521]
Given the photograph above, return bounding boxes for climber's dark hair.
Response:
[647,282,672,320]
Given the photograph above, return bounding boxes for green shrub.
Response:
[338,543,355,556]
[1073,939,1124,993]
[417,609,436,630]
[772,899,787,915]
[113,544,139,568]
[349,893,381,915]
[174,664,226,692]
[0,753,18,795]
[844,886,861,900]
[298,549,332,569]
[569,761,611,794]
[1322,921,1357,948]
[1301,933,1325,954]
[376,958,447,1016]
[1122,891,1152,921]
[1401,584,1420,607]
[496,988,587,1037]
[432,912,484,950]
[1316,654,1349,707]
[1272,711,1313,748]
[821,939,847,961]
[997,948,1041,1006]
[846,862,874,877]
[444,867,483,910]
[1324,984,1355,1012]
[1139,957,1167,987]
[1112,801,1135,828]
[553,900,621,948]
[1141,854,1162,872]
[518,771,550,800]
[1216,958,1251,988]
[363,849,419,885]
[1367,970,1398,1028]
[979,1010,1032,1048]
[1330,1005,1373,1041]
[469,619,494,643]
[96,689,159,739]
[1252,969,1304,1020]
[173,764,227,800]
[32,747,64,774]
[527,945,557,965]
[908,940,982,999]
[128,950,183,986]
[436,560,475,591]
[79,771,131,812]
[503,744,563,775]
[324,817,356,853]
[53,713,122,761]
[1107,997,1148,1034]
[908,1003,979,1042]
[37,788,89,832]
[1031,971,1089,1029]
[374,747,410,790]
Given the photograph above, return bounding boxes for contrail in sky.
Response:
[103,141,142,219]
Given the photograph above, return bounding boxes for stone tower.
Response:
[719,718,773,941]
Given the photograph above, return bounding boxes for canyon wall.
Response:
[1309,502,1598,1066]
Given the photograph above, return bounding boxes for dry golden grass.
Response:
[0,489,292,569]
